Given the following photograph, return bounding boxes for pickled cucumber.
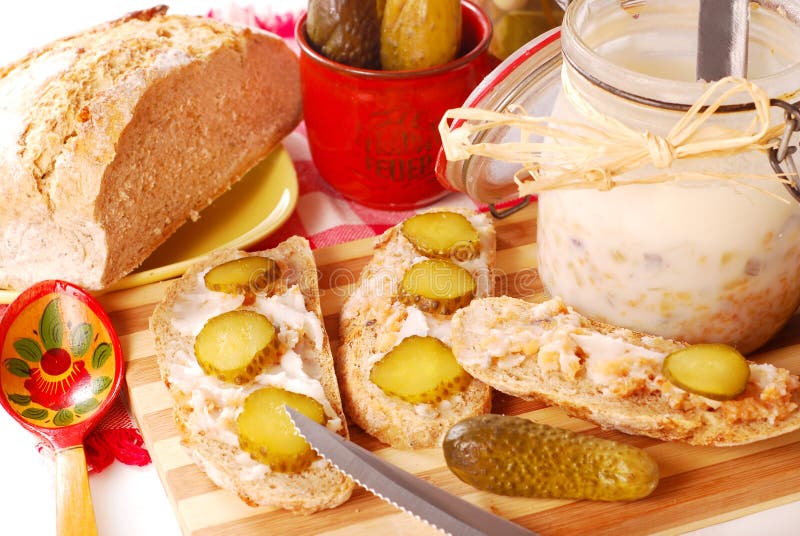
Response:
[444,414,659,501]
[401,211,480,260]
[237,387,325,472]
[203,256,281,297]
[380,0,461,70]
[194,310,280,384]
[370,335,472,404]
[490,10,559,60]
[306,0,381,69]
[398,259,476,315]
[662,344,750,401]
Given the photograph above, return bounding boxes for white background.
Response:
[0,1,798,535]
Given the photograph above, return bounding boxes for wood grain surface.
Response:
[109,205,800,536]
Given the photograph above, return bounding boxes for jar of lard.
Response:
[439,0,800,353]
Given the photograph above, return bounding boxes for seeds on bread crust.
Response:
[401,211,480,261]
[194,310,280,384]
[370,335,472,404]
[398,259,476,315]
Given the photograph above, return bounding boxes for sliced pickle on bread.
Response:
[398,259,476,315]
[237,387,325,473]
[204,256,281,296]
[338,210,495,449]
[662,344,750,401]
[195,310,280,384]
[370,335,472,404]
[401,211,480,261]
[152,238,354,512]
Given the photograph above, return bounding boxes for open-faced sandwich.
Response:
[337,209,495,449]
[150,237,353,513]
[451,296,800,446]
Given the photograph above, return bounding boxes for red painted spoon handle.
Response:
[55,446,98,536]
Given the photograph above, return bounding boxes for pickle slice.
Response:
[444,414,659,501]
[194,310,280,384]
[370,335,472,404]
[401,211,480,260]
[203,256,281,296]
[662,343,750,401]
[398,259,476,315]
[237,387,325,472]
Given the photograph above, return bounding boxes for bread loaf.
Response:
[150,237,354,513]
[451,296,800,446]
[0,6,302,290]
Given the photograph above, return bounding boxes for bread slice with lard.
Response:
[451,296,800,446]
[150,237,353,513]
[337,209,494,449]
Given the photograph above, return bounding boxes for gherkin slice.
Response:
[237,387,325,472]
[401,211,480,261]
[370,335,472,404]
[195,310,280,384]
[662,344,750,401]
[444,414,660,501]
[398,259,476,315]
[203,256,281,296]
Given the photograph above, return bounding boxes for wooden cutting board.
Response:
[106,204,800,536]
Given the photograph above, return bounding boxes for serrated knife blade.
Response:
[286,407,538,536]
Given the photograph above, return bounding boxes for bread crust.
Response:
[451,296,800,446]
[337,210,494,449]
[0,7,302,290]
[150,237,353,513]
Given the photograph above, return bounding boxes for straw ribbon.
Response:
[438,68,788,195]
[643,131,676,169]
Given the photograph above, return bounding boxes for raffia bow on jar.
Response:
[438,68,800,202]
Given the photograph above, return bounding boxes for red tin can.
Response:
[296,1,493,210]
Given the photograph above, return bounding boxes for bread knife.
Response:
[286,407,538,536]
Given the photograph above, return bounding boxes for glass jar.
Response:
[441,0,800,353]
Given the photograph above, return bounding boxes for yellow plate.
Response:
[0,146,298,303]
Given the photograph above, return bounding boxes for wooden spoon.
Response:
[0,280,124,536]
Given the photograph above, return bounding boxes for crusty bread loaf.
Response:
[451,296,800,446]
[0,6,302,290]
[150,237,353,513]
[337,209,494,449]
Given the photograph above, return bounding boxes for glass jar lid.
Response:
[436,0,800,207]
[435,28,562,205]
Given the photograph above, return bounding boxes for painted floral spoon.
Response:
[0,280,124,536]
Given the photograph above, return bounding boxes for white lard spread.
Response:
[359,212,493,417]
[168,269,340,479]
[537,62,800,354]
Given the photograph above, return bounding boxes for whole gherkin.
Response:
[306,0,382,69]
[444,414,660,501]
[380,0,462,70]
